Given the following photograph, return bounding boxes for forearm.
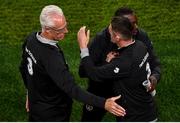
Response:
[78,48,90,77]
[70,85,106,108]
[149,49,161,82]
[78,63,88,78]
[19,63,28,88]
[51,66,106,108]
[80,48,104,82]
[151,66,161,82]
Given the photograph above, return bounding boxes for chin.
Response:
[57,36,65,41]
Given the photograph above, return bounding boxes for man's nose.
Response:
[64,27,68,33]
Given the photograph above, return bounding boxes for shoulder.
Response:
[133,40,148,59]
[89,27,111,50]
[26,32,37,41]
[138,28,148,37]
[136,28,149,41]
[96,27,109,38]
[26,32,60,58]
[135,40,147,49]
[25,32,39,47]
[136,29,153,50]
[91,27,110,44]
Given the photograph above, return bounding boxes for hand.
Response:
[77,26,90,49]
[105,95,126,117]
[26,94,29,112]
[148,75,157,92]
[106,51,119,63]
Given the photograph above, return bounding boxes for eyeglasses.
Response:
[46,24,68,34]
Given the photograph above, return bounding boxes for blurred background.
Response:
[0,0,180,121]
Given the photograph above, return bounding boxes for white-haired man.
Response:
[19,5,126,121]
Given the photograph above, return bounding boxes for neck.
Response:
[40,31,53,40]
[37,32,58,47]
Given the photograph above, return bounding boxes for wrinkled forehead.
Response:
[52,14,67,28]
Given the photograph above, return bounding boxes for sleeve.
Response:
[140,29,161,82]
[43,51,106,108]
[19,40,28,88]
[139,29,153,51]
[78,33,106,78]
[80,55,131,82]
[148,49,161,81]
[144,33,161,82]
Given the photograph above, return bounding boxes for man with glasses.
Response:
[19,5,126,121]
[79,7,161,121]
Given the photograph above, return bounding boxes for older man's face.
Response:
[48,15,68,41]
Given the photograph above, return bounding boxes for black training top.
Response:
[19,32,105,121]
[80,41,157,121]
[79,27,161,81]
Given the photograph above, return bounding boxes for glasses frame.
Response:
[45,23,68,34]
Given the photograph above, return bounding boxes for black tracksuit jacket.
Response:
[79,27,161,97]
[80,41,157,121]
[19,32,105,121]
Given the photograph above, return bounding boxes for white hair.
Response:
[40,5,64,29]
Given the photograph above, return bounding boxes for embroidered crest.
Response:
[86,104,93,111]
[114,67,119,73]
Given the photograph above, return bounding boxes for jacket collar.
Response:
[36,32,58,47]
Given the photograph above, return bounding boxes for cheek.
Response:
[112,35,116,41]
[110,35,114,40]
[57,33,65,40]
[110,36,116,43]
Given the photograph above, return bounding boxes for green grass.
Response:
[0,0,180,121]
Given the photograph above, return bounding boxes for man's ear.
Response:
[45,29,51,33]
[115,35,120,40]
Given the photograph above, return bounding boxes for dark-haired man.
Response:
[79,7,161,121]
[78,16,158,122]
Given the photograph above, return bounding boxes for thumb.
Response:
[111,95,121,101]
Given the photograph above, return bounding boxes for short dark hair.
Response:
[111,16,133,40]
[114,7,134,16]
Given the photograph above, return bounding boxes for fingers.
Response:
[79,26,86,33]
[106,57,111,63]
[86,29,90,44]
[111,106,126,117]
[109,103,126,117]
[78,26,85,35]
[106,51,119,62]
[111,109,124,117]
[111,95,121,101]
[26,104,29,112]
[26,95,29,112]
[148,85,155,92]
[149,75,157,91]
[147,81,155,92]
[114,102,125,112]
[77,26,90,48]
[105,95,126,117]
